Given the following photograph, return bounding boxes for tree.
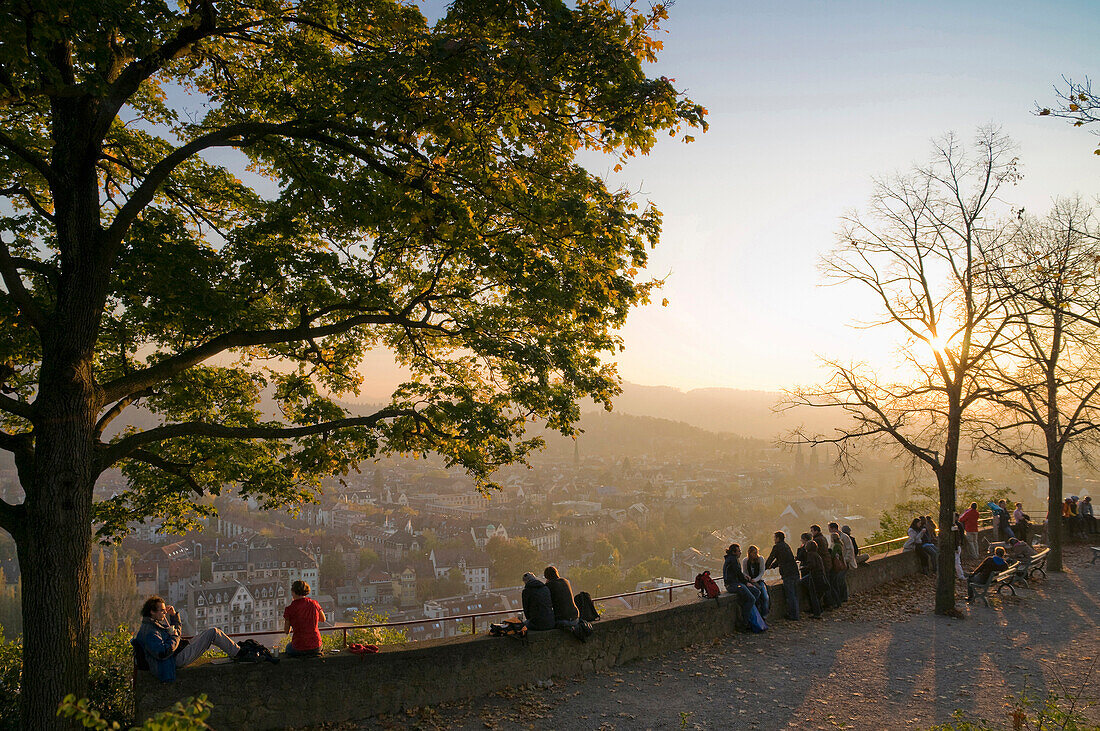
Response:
[622,556,674,588]
[319,551,346,593]
[782,128,1018,615]
[867,475,1011,546]
[0,1,704,725]
[90,549,139,635]
[975,199,1100,572]
[418,567,467,600]
[1038,77,1100,156]
[485,536,539,587]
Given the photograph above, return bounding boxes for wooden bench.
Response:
[1025,547,1050,579]
[969,562,1020,607]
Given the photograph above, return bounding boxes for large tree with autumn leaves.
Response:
[0,0,705,725]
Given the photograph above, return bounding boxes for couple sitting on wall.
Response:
[521,566,580,630]
[135,580,326,682]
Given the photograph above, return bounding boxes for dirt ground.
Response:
[319,544,1100,731]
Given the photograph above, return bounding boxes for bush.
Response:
[58,693,212,730]
[0,632,20,731]
[0,624,134,730]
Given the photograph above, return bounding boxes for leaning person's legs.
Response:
[173,628,240,668]
[781,577,800,620]
[954,548,966,581]
[966,532,979,559]
[800,576,822,616]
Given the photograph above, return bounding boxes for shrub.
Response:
[0,624,134,729]
[58,693,213,730]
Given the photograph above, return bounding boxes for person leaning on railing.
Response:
[765,531,801,621]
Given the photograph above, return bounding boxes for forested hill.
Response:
[538,410,767,461]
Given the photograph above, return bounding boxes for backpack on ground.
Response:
[574,591,600,623]
[233,638,279,664]
[745,604,768,633]
[694,571,720,600]
[571,619,594,643]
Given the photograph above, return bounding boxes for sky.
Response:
[570,0,1100,393]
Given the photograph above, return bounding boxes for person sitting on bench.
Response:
[966,547,1008,603]
[134,596,240,682]
[284,580,326,657]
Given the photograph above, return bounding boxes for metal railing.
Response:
[205,579,699,647]
[206,512,1005,648]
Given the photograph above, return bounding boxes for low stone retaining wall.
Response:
[135,547,931,729]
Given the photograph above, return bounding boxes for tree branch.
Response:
[100,311,447,403]
[0,129,52,182]
[0,235,45,331]
[125,449,205,496]
[0,392,34,420]
[99,407,418,468]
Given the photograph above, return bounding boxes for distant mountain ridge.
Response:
[601,382,844,441]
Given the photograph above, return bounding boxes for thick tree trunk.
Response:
[1046,465,1064,573]
[18,489,93,730]
[934,467,958,614]
[17,100,107,728]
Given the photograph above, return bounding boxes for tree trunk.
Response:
[1046,465,1064,573]
[18,350,100,729]
[17,102,106,727]
[934,467,958,614]
[18,490,92,730]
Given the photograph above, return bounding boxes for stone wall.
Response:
[136,549,928,729]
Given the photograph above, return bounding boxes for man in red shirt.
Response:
[283,580,326,657]
[959,502,980,558]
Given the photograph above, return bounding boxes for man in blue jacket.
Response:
[134,596,241,682]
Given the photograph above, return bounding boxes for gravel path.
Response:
[327,545,1100,731]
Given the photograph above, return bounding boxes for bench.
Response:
[1025,548,1050,580]
[969,562,1020,607]
[1091,546,1099,564]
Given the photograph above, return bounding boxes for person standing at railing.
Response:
[766,531,801,621]
[283,580,326,658]
[521,572,556,631]
[960,503,980,559]
[796,534,826,619]
[841,526,869,565]
[543,566,579,629]
[827,524,850,604]
[722,544,760,631]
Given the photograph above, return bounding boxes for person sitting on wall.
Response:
[284,580,326,658]
[1081,495,1097,534]
[765,531,801,621]
[742,544,770,618]
[841,525,869,565]
[521,571,556,631]
[722,543,761,630]
[134,595,241,682]
[966,546,1008,603]
[543,566,580,629]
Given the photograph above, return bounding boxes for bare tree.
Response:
[782,128,1018,615]
[975,198,1100,571]
[1037,76,1100,156]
